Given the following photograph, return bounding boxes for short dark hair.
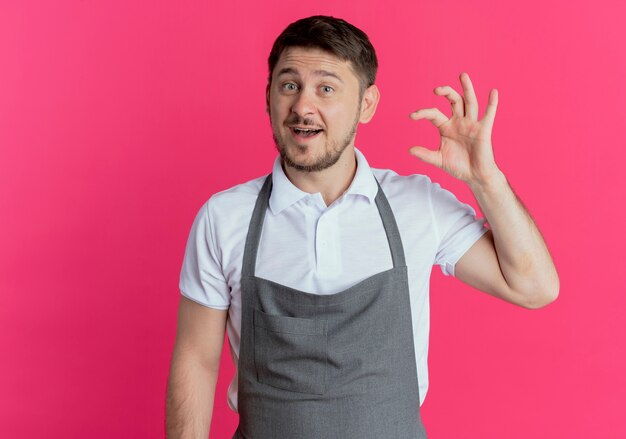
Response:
[267,15,378,95]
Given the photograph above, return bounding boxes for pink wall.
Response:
[1,0,624,437]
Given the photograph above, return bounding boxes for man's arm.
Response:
[409,72,559,308]
[455,170,559,308]
[166,295,228,438]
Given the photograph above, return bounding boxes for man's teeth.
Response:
[294,128,321,135]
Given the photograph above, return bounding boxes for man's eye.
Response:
[283,83,298,91]
[321,86,334,93]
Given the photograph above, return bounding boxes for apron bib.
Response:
[233,174,427,438]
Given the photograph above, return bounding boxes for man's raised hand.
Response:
[408,72,500,186]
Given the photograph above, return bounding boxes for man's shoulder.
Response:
[202,173,269,220]
[210,174,267,202]
[371,167,435,197]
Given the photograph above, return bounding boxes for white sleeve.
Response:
[178,199,230,309]
[429,181,489,277]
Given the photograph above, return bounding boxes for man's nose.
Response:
[290,87,316,116]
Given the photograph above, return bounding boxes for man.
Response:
[166,15,559,439]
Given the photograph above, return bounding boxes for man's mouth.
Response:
[290,127,323,139]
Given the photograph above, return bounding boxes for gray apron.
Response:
[233,174,427,439]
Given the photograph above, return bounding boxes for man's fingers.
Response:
[409,108,448,128]
[408,146,442,168]
[460,72,478,121]
[482,88,498,129]
[433,85,464,117]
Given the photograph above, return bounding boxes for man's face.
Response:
[267,47,364,173]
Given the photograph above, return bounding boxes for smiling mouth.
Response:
[290,127,323,138]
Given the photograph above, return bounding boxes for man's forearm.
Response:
[468,169,559,306]
[166,357,217,439]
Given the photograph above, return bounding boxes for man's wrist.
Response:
[468,167,508,196]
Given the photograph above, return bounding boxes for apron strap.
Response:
[242,173,407,277]
[241,174,273,277]
[374,179,407,268]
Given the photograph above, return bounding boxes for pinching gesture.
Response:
[409,72,500,186]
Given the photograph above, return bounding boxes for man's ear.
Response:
[359,84,380,124]
[265,83,271,114]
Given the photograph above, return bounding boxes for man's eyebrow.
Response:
[276,67,344,83]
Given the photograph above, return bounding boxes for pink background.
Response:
[1,0,624,437]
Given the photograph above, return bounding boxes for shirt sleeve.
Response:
[178,199,231,309]
[429,180,489,277]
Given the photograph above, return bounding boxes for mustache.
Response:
[285,116,323,129]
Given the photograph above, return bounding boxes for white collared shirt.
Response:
[179,147,488,411]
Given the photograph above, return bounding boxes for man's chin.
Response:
[275,136,346,173]
[280,145,314,166]
[284,151,346,173]
[282,155,319,173]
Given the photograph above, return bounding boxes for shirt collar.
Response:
[347,147,379,203]
[269,147,378,215]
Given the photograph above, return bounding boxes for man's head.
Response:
[267,15,378,99]
[266,16,380,173]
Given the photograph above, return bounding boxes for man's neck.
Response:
[282,147,358,207]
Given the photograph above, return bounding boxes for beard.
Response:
[272,108,360,173]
